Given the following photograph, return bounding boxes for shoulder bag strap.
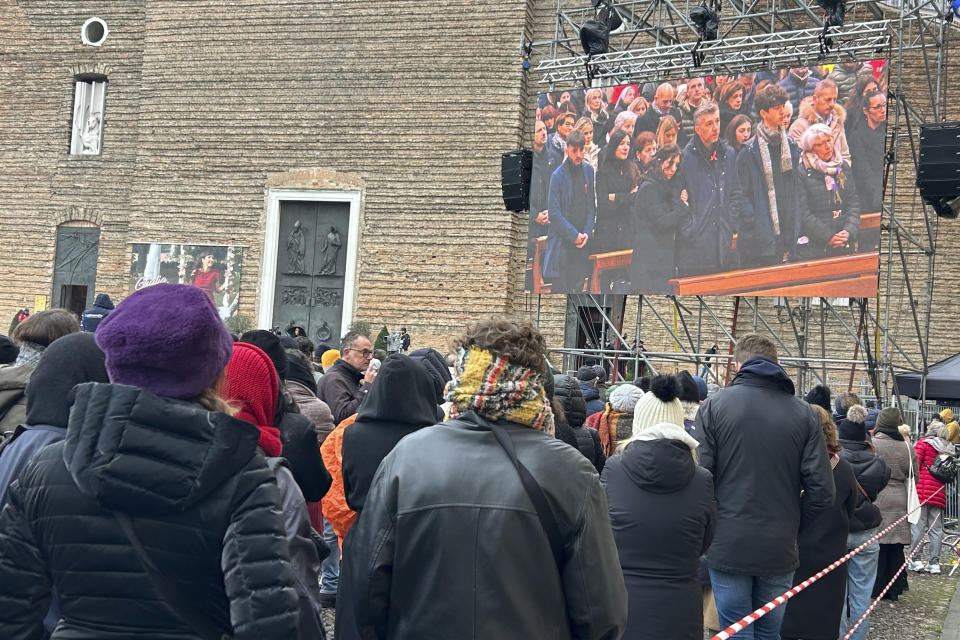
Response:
[113,511,231,640]
[485,420,566,572]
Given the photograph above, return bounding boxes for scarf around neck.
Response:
[757,124,793,236]
[802,150,845,194]
[14,341,45,367]
[445,347,554,435]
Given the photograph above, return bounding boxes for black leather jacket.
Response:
[340,410,627,639]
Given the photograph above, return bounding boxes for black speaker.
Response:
[917,122,960,218]
[501,149,533,212]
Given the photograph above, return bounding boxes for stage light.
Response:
[816,0,847,28]
[690,4,720,41]
[580,0,623,56]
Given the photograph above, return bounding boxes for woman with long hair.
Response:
[190,251,224,302]
[724,114,753,153]
[781,405,858,640]
[798,124,861,259]
[0,284,302,638]
[574,117,601,172]
[596,129,640,254]
[631,144,688,293]
[845,74,880,130]
[655,115,679,149]
[582,88,610,145]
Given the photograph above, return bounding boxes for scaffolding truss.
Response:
[526,0,955,417]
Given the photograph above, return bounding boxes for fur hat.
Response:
[632,374,684,435]
[805,384,832,414]
[320,349,340,370]
[610,383,643,412]
[95,283,233,399]
[676,371,701,404]
[836,404,868,442]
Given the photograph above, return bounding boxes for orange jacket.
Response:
[318,413,357,551]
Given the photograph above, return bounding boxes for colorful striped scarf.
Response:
[446,347,554,435]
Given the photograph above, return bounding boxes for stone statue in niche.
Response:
[315,319,332,342]
[286,220,306,274]
[316,226,342,275]
[80,109,102,155]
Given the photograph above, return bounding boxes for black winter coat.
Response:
[838,438,891,532]
[554,374,606,471]
[632,170,688,293]
[0,382,300,639]
[278,406,331,502]
[693,357,836,575]
[80,293,114,333]
[849,120,885,215]
[595,158,637,252]
[317,358,370,424]
[342,355,439,515]
[798,162,861,259]
[339,410,627,640]
[602,438,715,640]
[781,456,859,640]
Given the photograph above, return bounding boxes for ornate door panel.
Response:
[272,201,349,343]
[52,226,100,314]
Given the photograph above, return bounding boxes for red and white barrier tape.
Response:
[841,511,943,639]
[708,484,945,640]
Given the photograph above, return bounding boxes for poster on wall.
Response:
[129,243,244,323]
[525,60,888,297]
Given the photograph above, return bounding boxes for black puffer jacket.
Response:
[555,374,606,472]
[838,438,891,532]
[693,357,835,575]
[0,382,300,639]
[798,162,861,259]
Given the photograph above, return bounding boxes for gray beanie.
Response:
[610,384,643,412]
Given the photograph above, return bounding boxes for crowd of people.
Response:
[0,290,954,639]
[529,62,889,293]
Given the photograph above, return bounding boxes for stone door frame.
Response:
[260,188,361,333]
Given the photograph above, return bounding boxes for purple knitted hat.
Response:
[95,284,233,399]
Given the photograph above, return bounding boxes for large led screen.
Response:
[526,61,888,297]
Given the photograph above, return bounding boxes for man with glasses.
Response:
[635,82,687,146]
[850,90,888,214]
[317,331,376,425]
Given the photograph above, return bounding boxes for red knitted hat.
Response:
[224,342,282,457]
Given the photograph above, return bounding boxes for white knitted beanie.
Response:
[631,374,685,436]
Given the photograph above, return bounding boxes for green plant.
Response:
[374,325,389,352]
[226,313,254,334]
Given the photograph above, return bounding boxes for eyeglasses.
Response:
[348,347,373,357]
[868,102,887,111]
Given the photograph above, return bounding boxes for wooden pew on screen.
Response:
[669,251,880,297]
[588,249,634,294]
[530,236,551,294]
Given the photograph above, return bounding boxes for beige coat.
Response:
[285,379,335,443]
[872,431,918,545]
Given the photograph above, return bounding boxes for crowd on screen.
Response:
[529,61,889,293]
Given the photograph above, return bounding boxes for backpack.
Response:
[925,452,960,484]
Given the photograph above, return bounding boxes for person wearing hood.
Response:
[908,420,956,574]
[836,404,890,640]
[0,309,80,432]
[576,364,607,416]
[341,319,627,640]
[693,333,835,639]
[223,342,327,639]
[554,373,606,472]
[408,347,453,420]
[0,284,300,639]
[80,293,115,333]
[780,405,858,640]
[602,373,715,640]
[870,406,917,601]
[341,354,440,516]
